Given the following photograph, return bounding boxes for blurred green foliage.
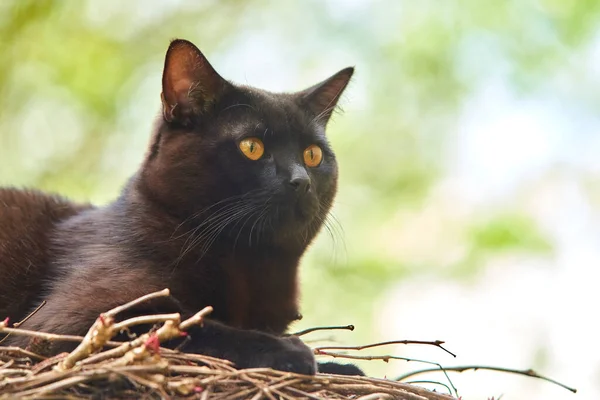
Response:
[470,214,552,254]
[1,0,599,376]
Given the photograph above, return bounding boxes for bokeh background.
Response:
[1,1,599,398]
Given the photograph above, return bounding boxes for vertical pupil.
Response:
[250,142,255,152]
[310,149,314,159]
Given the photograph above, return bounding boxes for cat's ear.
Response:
[297,67,354,126]
[161,39,228,123]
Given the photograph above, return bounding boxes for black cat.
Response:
[0,39,362,375]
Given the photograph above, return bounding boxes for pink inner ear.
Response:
[162,41,226,113]
[173,78,194,103]
[162,44,199,107]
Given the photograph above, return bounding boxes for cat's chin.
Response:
[240,212,320,245]
[269,211,322,242]
[210,212,317,248]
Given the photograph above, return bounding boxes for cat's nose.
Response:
[289,176,311,193]
[288,166,311,193]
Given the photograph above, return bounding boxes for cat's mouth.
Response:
[293,198,319,222]
[195,190,322,246]
[273,194,320,231]
[238,194,320,240]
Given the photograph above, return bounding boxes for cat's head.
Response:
[138,39,353,248]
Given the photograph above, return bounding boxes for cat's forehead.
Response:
[216,86,318,140]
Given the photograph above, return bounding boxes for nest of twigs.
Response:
[0,290,456,400]
[0,289,575,399]
[0,348,456,399]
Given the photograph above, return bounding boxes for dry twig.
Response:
[315,339,456,358]
[57,289,174,370]
[291,324,355,337]
[315,349,458,396]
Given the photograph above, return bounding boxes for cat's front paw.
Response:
[236,334,317,375]
[267,336,317,375]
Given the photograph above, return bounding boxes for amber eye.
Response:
[303,145,323,167]
[239,137,265,160]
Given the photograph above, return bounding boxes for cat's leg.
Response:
[178,320,317,375]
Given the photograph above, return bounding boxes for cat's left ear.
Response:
[161,39,228,124]
[297,67,354,127]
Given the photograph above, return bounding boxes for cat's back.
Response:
[0,188,91,320]
[0,188,88,245]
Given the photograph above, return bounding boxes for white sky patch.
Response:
[452,80,565,205]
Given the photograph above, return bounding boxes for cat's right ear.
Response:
[161,39,228,124]
[297,67,354,127]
